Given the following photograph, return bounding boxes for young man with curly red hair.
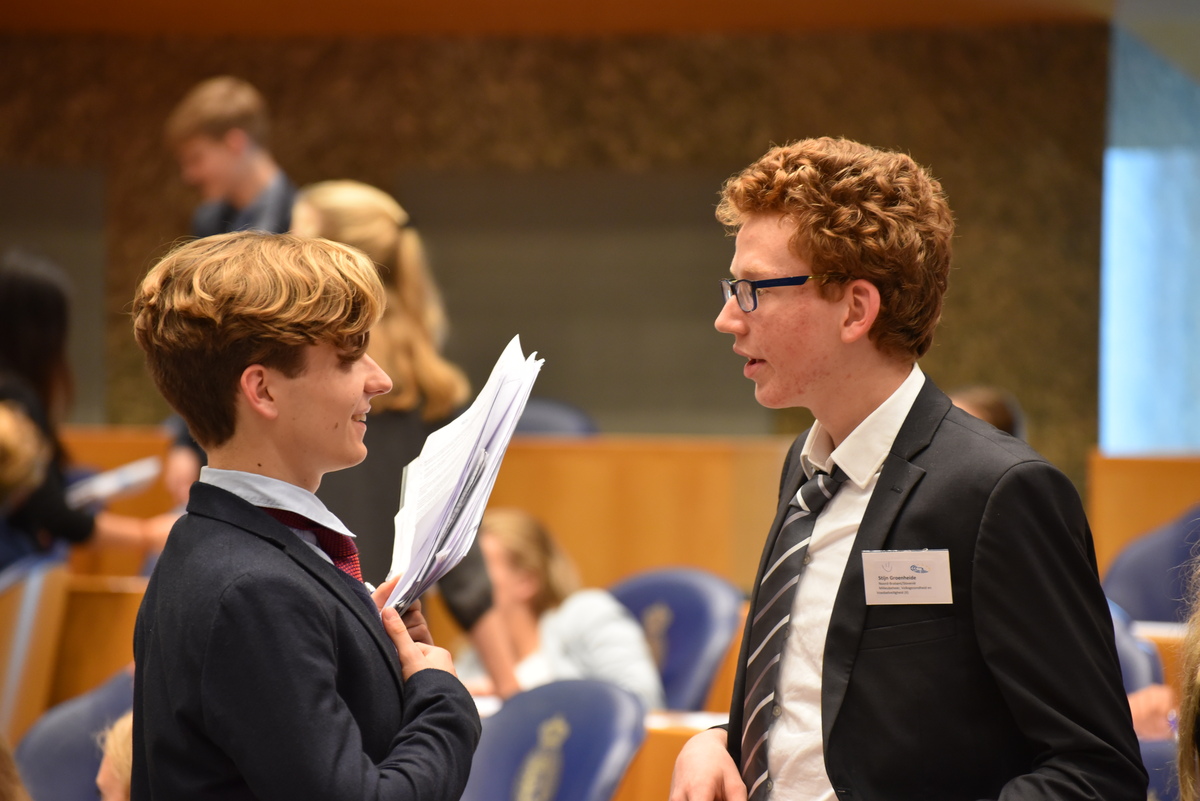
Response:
[670,138,1145,801]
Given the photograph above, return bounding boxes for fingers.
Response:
[383,607,457,680]
[383,606,427,681]
[400,599,433,646]
[370,574,402,612]
[668,728,746,801]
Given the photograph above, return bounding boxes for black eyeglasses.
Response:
[720,275,814,313]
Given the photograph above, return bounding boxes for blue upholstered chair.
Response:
[1109,600,1176,801]
[0,547,69,745]
[1103,502,1200,623]
[514,397,599,436]
[609,567,744,710]
[16,667,134,801]
[1141,738,1179,801]
[1108,599,1164,693]
[460,679,645,801]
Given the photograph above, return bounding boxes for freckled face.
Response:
[714,213,845,411]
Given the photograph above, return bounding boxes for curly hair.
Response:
[717,137,954,360]
[132,232,385,448]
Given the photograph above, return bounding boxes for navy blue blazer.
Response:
[725,380,1146,800]
[132,482,480,801]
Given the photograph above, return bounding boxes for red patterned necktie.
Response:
[260,507,363,582]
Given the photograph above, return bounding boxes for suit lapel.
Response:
[820,380,950,744]
[187,483,405,693]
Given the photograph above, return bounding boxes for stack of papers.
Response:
[385,335,543,612]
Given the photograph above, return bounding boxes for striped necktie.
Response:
[260,507,364,583]
[740,466,848,800]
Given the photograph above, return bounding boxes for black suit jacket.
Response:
[132,482,481,801]
[726,380,1146,800]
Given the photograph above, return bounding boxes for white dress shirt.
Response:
[766,365,925,800]
[199,466,357,569]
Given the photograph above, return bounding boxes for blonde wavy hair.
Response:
[98,710,134,797]
[292,181,469,422]
[132,231,385,448]
[481,507,581,616]
[717,137,954,361]
[1180,589,1200,801]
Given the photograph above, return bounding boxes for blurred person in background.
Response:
[165,75,295,239]
[0,249,174,568]
[456,507,665,710]
[161,76,298,501]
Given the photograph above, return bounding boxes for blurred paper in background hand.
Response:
[65,456,162,510]
[386,335,543,611]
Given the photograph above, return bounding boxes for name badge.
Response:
[862,549,952,605]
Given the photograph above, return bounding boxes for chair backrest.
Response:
[460,680,645,801]
[15,667,134,801]
[514,398,599,436]
[609,567,744,710]
[1108,599,1165,692]
[0,548,69,745]
[1103,502,1200,623]
[1140,737,1179,801]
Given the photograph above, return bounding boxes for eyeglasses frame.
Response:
[720,275,815,313]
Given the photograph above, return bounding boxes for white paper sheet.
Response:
[385,335,543,611]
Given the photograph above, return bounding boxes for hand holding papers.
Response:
[385,336,543,612]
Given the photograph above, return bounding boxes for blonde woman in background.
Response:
[457,507,665,710]
[291,180,519,697]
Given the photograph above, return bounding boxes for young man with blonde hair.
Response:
[670,138,1145,801]
[130,232,480,800]
[165,76,295,238]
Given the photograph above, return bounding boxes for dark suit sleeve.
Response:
[198,572,480,801]
[972,461,1146,800]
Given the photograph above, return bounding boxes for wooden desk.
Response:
[491,436,791,591]
[1133,621,1186,699]
[1088,451,1200,576]
[613,713,723,801]
[49,574,146,706]
[60,425,175,576]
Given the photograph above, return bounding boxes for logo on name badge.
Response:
[880,562,893,573]
[910,564,929,574]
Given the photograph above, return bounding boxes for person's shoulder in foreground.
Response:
[669,136,1146,801]
[129,231,480,801]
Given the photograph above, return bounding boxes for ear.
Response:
[840,279,882,345]
[237,364,281,422]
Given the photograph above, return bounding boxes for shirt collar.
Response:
[198,466,356,539]
[800,364,926,489]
